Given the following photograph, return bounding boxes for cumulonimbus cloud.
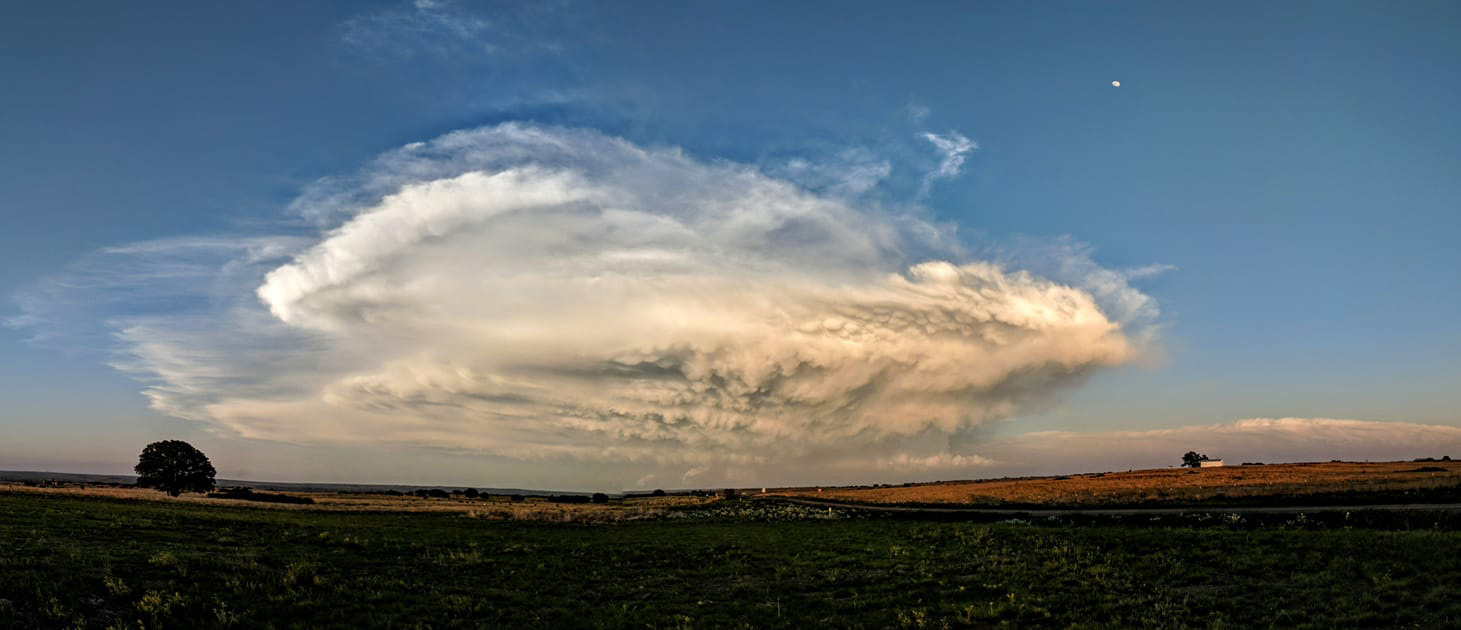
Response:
[12,124,1160,475]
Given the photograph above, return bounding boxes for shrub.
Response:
[208,487,315,505]
[591,492,609,504]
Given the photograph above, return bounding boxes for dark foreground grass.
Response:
[3,493,1460,629]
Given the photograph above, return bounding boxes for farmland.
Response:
[0,483,715,521]
[777,460,1461,508]
[5,486,1461,628]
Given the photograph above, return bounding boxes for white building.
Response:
[1199,459,1225,468]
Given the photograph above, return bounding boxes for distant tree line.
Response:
[1181,451,1211,468]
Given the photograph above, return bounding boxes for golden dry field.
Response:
[773,460,1461,506]
[0,483,714,521]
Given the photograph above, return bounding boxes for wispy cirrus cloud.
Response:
[11,123,1162,485]
[919,131,976,197]
[769,147,893,198]
[339,0,494,62]
[338,0,568,65]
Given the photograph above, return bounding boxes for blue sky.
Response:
[2,1,1459,489]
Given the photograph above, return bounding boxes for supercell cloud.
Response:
[16,124,1157,478]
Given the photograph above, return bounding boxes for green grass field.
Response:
[3,492,1460,629]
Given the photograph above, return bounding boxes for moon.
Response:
[1111,80,1121,87]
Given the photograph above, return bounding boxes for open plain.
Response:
[777,460,1461,508]
[6,461,1461,628]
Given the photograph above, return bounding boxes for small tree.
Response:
[135,440,216,496]
[651,488,666,497]
[1181,451,1209,468]
[591,492,609,504]
[463,488,479,498]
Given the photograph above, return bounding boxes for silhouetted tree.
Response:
[591,492,609,504]
[427,489,449,498]
[651,489,666,497]
[134,440,216,497]
[1181,451,1209,468]
[510,494,525,502]
[464,488,479,498]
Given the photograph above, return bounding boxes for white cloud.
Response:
[682,466,709,483]
[919,131,976,196]
[8,237,305,346]
[982,237,1170,338]
[772,148,892,197]
[338,0,568,64]
[11,124,1157,484]
[969,418,1461,476]
[340,1,494,61]
[873,452,996,472]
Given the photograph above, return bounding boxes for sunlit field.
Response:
[5,490,1461,628]
[0,483,714,519]
[781,460,1461,508]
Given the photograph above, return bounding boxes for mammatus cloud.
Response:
[12,124,1160,484]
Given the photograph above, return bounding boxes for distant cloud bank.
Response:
[12,123,1166,483]
[950,418,1461,477]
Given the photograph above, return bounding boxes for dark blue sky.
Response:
[2,1,1459,486]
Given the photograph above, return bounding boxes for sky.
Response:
[2,1,1459,491]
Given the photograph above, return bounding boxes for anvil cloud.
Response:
[21,124,1157,472]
